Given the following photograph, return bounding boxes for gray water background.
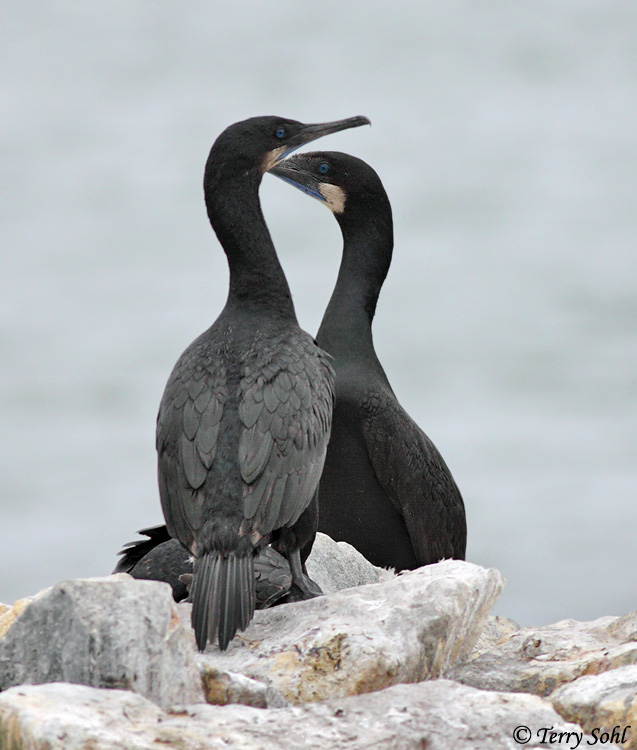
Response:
[1,1,636,625]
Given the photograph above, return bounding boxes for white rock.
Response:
[0,679,593,750]
[448,611,637,697]
[305,532,392,594]
[470,615,521,658]
[551,664,637,747]
[0,574,204,709]
[198,559,504,704]
[200,665,288,708]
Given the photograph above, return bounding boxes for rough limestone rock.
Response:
[198,559,504,704]
[201,665,288,708]
[550,665,637,749]
[470,615,521,658]
[0,575,204,709]
[305,532,392,594]
[0,594,45,639]
[0,679,594,750]
[448,611,637,697]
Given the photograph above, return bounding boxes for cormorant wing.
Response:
[157,331,334,550]
[156,341,228,552]
[361,388,466,565]
[238,333,334,537]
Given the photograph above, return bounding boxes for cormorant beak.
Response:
[290,116,370,150]
[269,158,327,203]
[269,116,370,168]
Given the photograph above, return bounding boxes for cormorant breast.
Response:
[271,151,467,570]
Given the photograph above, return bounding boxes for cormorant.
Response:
[113,524,190,601]
[157,117,369,651]
[113,525,293,607]
[270,151,467,570]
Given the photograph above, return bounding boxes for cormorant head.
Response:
[204,116,370,188]
[271,151,394,309]
[269,151,391,221]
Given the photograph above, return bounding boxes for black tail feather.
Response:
[239,552,255,629]
[191,551,214,648]
[222,554,236,649]
[191,552,255,652]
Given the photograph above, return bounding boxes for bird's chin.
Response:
[317,182,346,214]
[263,144,312,173]
[261,145,288,173]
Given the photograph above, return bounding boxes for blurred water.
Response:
[1,1,635,625]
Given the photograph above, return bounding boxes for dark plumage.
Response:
[270,151,467,570]
[113,525,293,608]
[113,525,191,601]
[157,117,369,651]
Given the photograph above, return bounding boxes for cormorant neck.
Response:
[205,171,297,321]
[317,206,393,362]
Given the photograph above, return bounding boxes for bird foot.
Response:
[284,573,323,602]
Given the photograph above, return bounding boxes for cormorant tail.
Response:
[191,551,255,651]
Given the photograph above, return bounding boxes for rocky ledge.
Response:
[0,534,635,749]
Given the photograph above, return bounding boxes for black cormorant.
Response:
[157,117,369,651]
[270,151,467,570]
[113,525,293,607]
[113,525,190,601]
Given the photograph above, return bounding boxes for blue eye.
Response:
[318,162,329,174]
[275,126,286,139]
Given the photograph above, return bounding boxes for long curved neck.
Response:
[206,172,297,321]
[317,206,393,363]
